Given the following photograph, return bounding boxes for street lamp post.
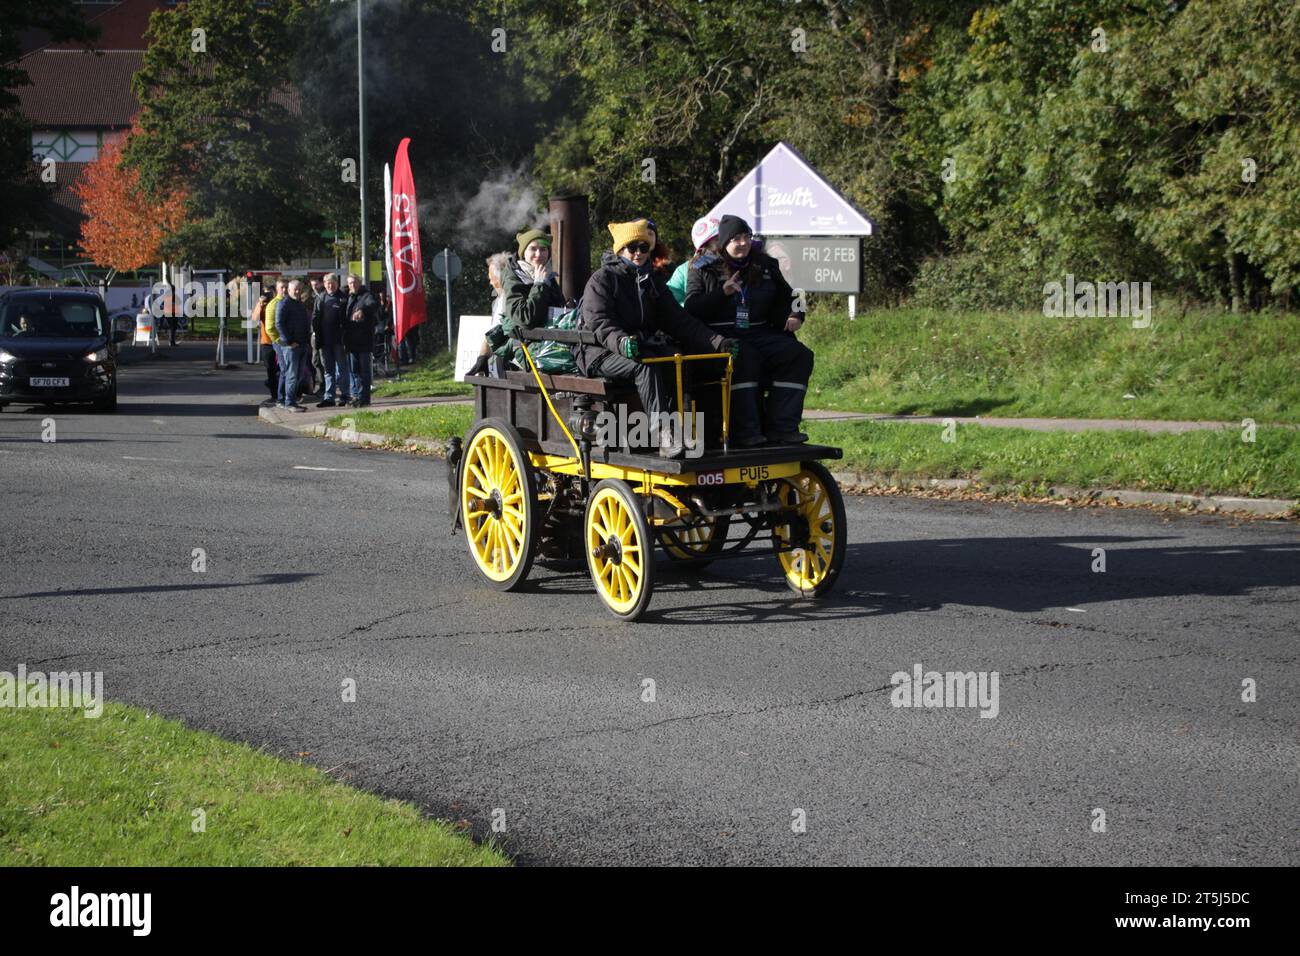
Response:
[356,0,368,286]
[332,0,368,284]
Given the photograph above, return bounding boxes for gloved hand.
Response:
[619,336,640,360]
[721,338,742,360]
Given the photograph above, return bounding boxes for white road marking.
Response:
[292,465,373,473]
[151,419,166,425]
[1065,607,1086,613]
[122,455,186,463]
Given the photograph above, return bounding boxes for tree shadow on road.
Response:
[0,572,320,601]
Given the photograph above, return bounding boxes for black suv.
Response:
[0,289,130,413]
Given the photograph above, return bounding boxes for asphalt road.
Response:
[2,344,1296,865]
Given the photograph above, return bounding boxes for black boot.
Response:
[765,430,808,445]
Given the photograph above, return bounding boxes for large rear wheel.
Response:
[586,479,654,621]
[771,461,846,598]
[460,419,537,591]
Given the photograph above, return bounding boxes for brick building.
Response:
[14,1,170,257]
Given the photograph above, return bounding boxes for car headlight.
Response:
[84,348,109,363]
[0,349,15,363]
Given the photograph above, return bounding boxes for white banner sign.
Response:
[454,315,495,382]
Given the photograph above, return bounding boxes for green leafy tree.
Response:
[126,0,327,266]
[519,0,972,294]
[1109,0,1300,309]
[901,0,1300,309]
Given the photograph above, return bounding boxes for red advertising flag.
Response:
[389,138,427,344]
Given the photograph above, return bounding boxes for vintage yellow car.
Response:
[449,326,845,621]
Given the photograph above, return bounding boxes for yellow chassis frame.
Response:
[515,338,799,528]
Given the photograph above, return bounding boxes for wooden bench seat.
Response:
[503,369,636,398]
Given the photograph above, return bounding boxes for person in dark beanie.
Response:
[343,273,378,406]
[685,214,813,445]
[275,279,311,412]
[579,218,741,458]
[312,273,350,407]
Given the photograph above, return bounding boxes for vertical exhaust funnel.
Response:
[548,194,591,304]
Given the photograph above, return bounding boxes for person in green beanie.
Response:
[502,229,567,338]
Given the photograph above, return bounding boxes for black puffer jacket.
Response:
[342,286,378,353]
[313,289,348,348]
[683,250,804,331]
[577,253,729,376]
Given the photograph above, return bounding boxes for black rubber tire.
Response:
[92,383,117,413]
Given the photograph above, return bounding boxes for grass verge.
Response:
[0,702,508,866]
[327,404,1298,500]
[328,404,473,441]
[371,352,472,399]
[804,419,1300,500]
[799,306,1300,423]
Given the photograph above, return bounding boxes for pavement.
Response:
[2,343,1297,866]
[802,409,1280,433]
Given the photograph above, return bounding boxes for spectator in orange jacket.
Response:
[253,289,276,406]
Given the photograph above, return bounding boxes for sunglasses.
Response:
[624,241,651,254]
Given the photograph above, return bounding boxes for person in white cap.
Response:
[666,215,720,306]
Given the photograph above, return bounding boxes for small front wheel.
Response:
[771,461,846,598]
[585,479,655,621]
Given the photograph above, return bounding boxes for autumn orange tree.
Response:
[73,128,188,272]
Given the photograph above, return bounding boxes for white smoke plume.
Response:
[419,162,547,252]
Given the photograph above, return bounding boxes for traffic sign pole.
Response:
[433,248,461,353]
[444,247,452,352]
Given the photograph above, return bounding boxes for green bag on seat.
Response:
[512,305,578,374]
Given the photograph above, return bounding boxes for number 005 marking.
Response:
[697,471,725,486]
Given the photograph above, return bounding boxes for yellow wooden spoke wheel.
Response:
[460,419,536,591]
[771,461,846,597]
[585,479,655,620]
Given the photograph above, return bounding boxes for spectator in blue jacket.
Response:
[275,279,311,412]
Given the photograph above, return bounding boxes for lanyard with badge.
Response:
[733,273,750,329]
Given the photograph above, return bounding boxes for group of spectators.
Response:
[473,213,813,457]
[252,273,384,412]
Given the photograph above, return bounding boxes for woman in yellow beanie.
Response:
[577,218,741,458]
